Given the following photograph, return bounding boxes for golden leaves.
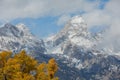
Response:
[0,50,59,80]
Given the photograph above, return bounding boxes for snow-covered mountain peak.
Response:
[70,15,85,24]
[15,23,34,38]
[46,15,91,43]
[58,15,88,40]
[4,23,14,28]
[0,23,45,56]
[0,23,20,37]
[16,23,29,31]
[3,23,18,30]
[45,15,95,55]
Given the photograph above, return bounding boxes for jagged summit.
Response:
[56,15,90,43]
[0,23,20,37]
[16,23,33,37]
[45,16,87,43]
[45,15,94,55]
[70,15,85,24]
[3,23,29,31]
[64,16,87,37]
[16,23,29,31]
[0,23,45,57]
[55,16,88,39]
[4,23,14,27]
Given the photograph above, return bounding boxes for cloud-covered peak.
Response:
[70,16,85,24]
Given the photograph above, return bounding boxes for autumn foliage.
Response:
[0,50,58,80]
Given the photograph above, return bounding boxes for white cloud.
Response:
[57,15,71,26]
[0,0,100,21]
[0,0,46,20]
[87,0,120,53]
[83,10,112,29]
[102,0,120,49]
[105,0,120,17]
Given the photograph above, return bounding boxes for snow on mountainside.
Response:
[45,16,120,80]
[0,23,46,58]
[45,15,117,56]
[45,16,100,69]
[45,16,98,55]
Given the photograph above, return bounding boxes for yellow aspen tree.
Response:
[14,50,37,73]
[0,51,12,80]
[47,58,58,80]
[0,50,59,80]
[0,51,12,67]
[13,73,35,80]
[36,63,49,80]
